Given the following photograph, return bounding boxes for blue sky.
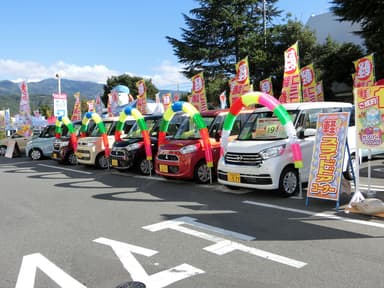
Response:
[0,0,331,91]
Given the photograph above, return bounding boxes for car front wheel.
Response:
[194,160,212,184]
[138,158,153,175]
[278,166,299,197]
[0,145,7,156]
[66,151,78,165]
[343,154,356,180]
[96,153,110,169]
[30,148,43,160]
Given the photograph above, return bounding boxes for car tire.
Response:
[194,160,212,184]
[343,154,356,181]
[138,158,153,175]
[278,166,299,197]
[29,148,43,160]
[0,145,7,156]
[66,152,78,165]
[96,153,110,169]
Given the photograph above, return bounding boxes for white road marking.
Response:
[243,200,384,229]
[16,253,86,288]
[38,164,93,175]
[94,237,204,288]
[143,217,306,268]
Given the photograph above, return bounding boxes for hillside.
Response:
[0,79,188,115]
[0,79,104,115]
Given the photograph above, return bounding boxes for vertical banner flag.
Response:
[108,89,119,116]
[71,92,82,121]
[219,91,227,109]
[316,81,324,101]
[19,81,31,115]
[191,72,208,112]
[281,42,301,103]
[53,92,68,118]
[5,108,11,131]
[87,100,95,112]
[136,79,147,114]
[19,81,33,136]
[0,110,5,139]
[353,53,375,87]
[307,112,350,203]
[162,93,172,111]
[300,63,316,102]
[95,94,103,115]
[354,85,384,149]
[259,77,274,96]
[229,56,252,106]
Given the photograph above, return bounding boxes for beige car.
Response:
[0,132,32,156]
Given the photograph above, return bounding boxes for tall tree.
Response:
[166,0,281,102]
[102,75,158,107]
[330,0,384,80]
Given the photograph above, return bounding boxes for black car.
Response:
[110,113,185,174]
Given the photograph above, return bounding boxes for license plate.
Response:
[111,159,118,167]
[227,172,241,183]
[159,164,168,173]
[52,153,57,159]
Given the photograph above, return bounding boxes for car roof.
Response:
[253,101,353,112]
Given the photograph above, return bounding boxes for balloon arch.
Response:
[221,92,303,169]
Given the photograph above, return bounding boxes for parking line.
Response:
[38,164,93,175]
[243,200,384,229]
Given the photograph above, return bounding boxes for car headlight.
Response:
[259,144,286,160]
[180,144,198,154]
[86,141,97,147]
[126,142,141,151]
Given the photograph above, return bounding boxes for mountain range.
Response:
[0,79,184,115]
[0,79,105,115]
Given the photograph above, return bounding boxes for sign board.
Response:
[307,112,350,204]
[354,85,384,149]
[4,139,17,158]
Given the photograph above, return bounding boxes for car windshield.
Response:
[174,115,215,140]
[238,110,299,140]
[125,118,160,139]
[89,120,114,137]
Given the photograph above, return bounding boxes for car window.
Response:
[238,110,298,140]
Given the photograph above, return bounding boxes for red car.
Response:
[155,109,251,183]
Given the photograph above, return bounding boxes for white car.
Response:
[218,102,355,196]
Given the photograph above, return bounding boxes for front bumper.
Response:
[217,157,280,190]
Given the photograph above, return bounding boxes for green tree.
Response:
[166,0,281,102]
[102,74,158,107]
[330,0,384,80]
[312,37,364,99]
[259,19,319,95]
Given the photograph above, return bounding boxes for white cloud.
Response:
[0,58,191,90]
[149,60,191,91]
[0,59,118,83]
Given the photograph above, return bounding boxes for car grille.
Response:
[157,154,179,161]
[224,152,263,166]
[110,150,126,158]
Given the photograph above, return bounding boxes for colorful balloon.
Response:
[55,116,78,152]
[80,112,110,157]
[115,106,152,161]
[158,101,213,168]
[221,92,303,168]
